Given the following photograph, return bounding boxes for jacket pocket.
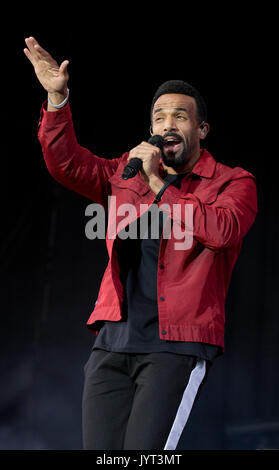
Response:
[180,187,219,205]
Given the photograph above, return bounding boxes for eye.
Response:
[176,114,187,120]
[154,116,164,122]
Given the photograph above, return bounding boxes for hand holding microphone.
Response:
[122,135,164,180]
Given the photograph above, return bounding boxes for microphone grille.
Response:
[148,134,164,149]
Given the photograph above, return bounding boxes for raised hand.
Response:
[24,36,69,107]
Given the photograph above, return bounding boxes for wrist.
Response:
[47,88,69,111]
[146,174,165,195]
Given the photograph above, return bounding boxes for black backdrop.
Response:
[1,13,278,450]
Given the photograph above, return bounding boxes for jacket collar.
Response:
[159,148,216,180]
[191,148,216,179]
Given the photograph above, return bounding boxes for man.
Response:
[24,37,258,450]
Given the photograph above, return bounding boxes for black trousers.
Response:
[82,349,208,450]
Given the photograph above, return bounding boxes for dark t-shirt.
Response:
[92,171,222,361]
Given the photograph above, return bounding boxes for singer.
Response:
[24,37,258,450]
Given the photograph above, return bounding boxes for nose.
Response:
[163,115,178,132]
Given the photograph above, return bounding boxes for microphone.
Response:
[122,135,164,180]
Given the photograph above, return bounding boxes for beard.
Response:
[161,146,187,170]
[161,132,189,170]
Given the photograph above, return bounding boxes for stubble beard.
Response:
[161,142,188,171]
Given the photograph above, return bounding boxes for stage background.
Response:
[1,13,278,450]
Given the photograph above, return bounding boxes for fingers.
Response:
[59,60,70,76]
[24,36,56,65]
[128,141,161,161]
[24,36,40,58]
[23,46,34,65]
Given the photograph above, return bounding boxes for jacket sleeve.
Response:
[37,101,120,209]
[157,173,258,252]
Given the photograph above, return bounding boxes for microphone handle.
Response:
[122,158,142,180]
[122,135,164,180]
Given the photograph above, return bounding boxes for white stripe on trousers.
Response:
[164,359,207,450]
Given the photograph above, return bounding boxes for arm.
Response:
[125,141,257,251]
[38,101,120,206]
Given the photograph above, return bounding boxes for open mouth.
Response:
[163,135,183,153]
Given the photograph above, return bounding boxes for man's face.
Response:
[151,94,202,171]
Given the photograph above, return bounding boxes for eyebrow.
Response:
[153,107,189,114]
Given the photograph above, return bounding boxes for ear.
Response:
[199,122,210,140]
[149,125,153,136]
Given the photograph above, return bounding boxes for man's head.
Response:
[150,80,209,172]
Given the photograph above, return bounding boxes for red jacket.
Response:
[38,102,258,350]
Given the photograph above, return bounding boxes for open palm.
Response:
[24,37,69,94]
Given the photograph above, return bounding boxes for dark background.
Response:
[1,10,278,450]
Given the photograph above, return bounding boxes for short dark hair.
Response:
[150,79,207,123]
